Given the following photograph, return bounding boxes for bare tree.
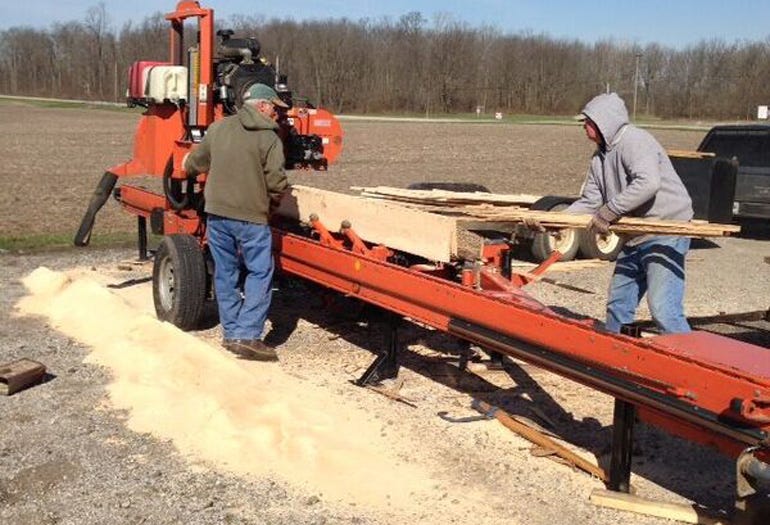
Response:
[2,4,770,119]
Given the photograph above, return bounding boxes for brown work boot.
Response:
[226,339,279,362]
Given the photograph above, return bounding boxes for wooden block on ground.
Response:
[589,489,729,525]
[117,259,152,271]
[0,359,46,395]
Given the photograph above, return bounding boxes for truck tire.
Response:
[578,229,625,261]
[153,234,207,330]
[529,196,579,262]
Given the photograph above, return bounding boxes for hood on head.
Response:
[580,92,629,146]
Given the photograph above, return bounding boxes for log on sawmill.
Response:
[275,185,740,263]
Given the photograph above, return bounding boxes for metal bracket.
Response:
[734,445,770,524]
[355,311,400,386]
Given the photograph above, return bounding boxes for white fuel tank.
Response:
[144,66,188,104]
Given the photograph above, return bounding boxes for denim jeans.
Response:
[207,215,274,340]
[605,236,691,334]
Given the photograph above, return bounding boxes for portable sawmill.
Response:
[74,2,770,522]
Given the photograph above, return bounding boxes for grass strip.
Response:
[0,231,161,254]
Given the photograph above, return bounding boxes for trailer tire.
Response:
[529,197,579,262]
[153,234,207,330]
[578,229,625,261]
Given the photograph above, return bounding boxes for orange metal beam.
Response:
[273,229,770,457]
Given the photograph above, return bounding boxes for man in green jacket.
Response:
[184,83,289,361]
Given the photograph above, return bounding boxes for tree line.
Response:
[2,4,770,119]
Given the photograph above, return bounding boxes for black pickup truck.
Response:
[695,124,770,224]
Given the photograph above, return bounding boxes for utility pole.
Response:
[633,52,642,120]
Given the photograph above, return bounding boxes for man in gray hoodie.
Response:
[567,92,693,334]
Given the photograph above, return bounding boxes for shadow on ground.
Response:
[262,275,738,512]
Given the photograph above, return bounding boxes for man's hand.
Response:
[522,218,546,233]
[587,205,619,234]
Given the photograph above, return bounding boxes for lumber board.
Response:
[589,489,728,525]
[457,210,741,237]
[352,186,541,206]
[668,149,716,159]
[474,400,607,481]
[274,185,461,262]
[511,259,610,272]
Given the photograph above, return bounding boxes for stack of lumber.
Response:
[459,209,741,237]
[352,185,740,237]
[275,185,740,263]
[352,186,541,207]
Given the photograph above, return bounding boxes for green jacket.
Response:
[184,104,288,224]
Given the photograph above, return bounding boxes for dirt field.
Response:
[2,102,769,525]
[0,102,703,239]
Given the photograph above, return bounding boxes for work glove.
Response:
[587,205,619,235]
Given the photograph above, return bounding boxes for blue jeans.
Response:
[207,215,274,340]
[606,236,691,334]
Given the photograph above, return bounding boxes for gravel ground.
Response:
[1,237,768,525]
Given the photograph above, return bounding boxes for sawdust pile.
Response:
[15,267,440,511]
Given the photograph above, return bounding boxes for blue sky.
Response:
[2,0,769,49]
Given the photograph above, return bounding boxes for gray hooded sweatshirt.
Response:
[566,93,693,239]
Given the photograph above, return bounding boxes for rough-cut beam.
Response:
[275,185,460,262]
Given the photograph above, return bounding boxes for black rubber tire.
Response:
[578,229,625,261]
[407,182,491,193]
[529,197,579,262]
[153,234,207,330]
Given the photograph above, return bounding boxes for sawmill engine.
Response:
[214,30,326,167]
[214,29,285,114]
[126,28,328,169]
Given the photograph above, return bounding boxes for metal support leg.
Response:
[457,339,472,371]
[356,312,400,386]
[608,398,636,492]
[137,216,148,261]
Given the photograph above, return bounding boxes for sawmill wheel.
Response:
[153,234,207,331]
[578,229,625,261]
